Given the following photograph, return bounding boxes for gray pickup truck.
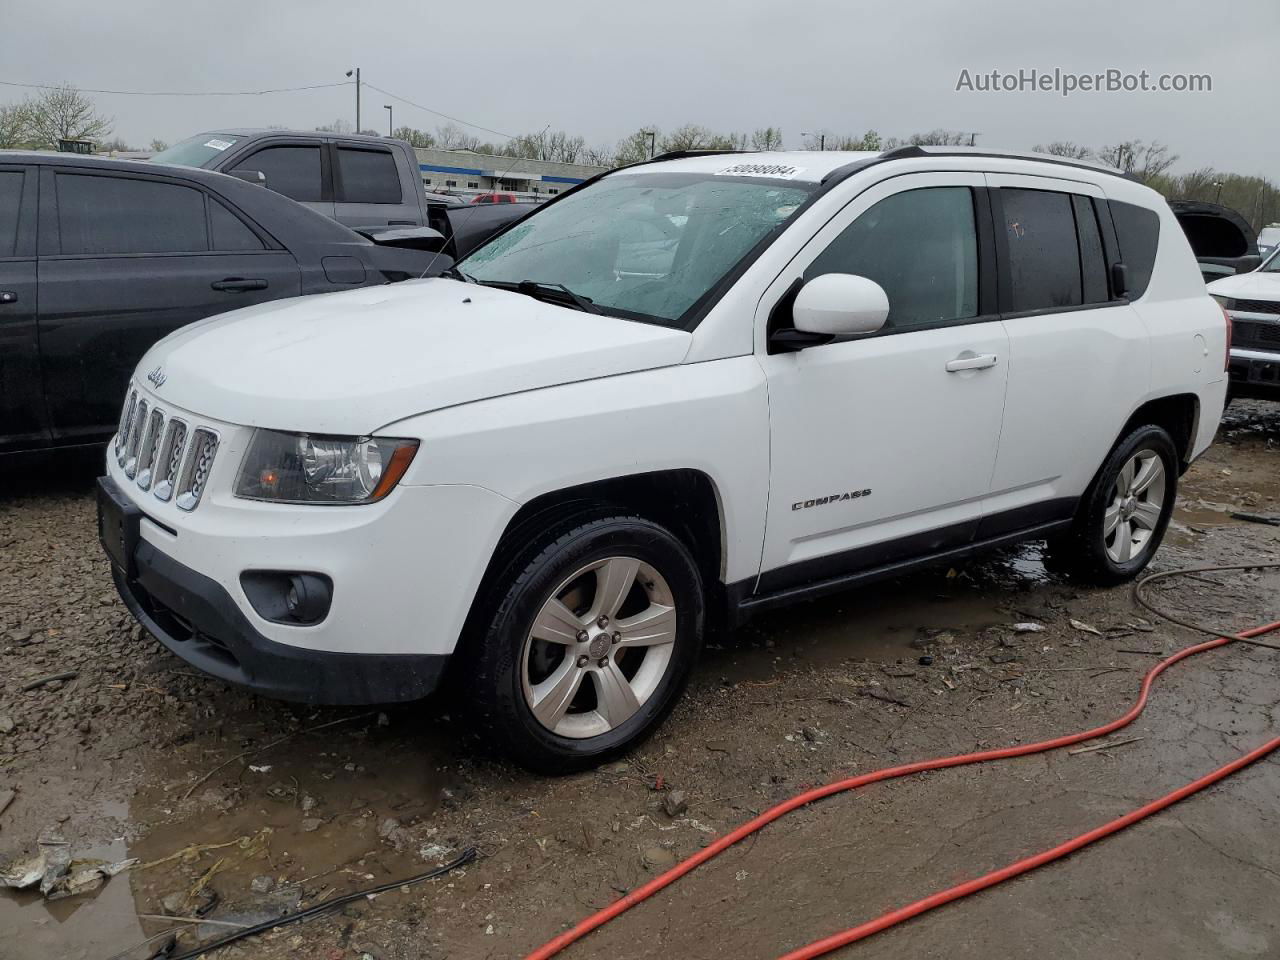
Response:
[152,130,535,259]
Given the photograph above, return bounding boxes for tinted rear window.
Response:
[210,200,265,251]
[337,147,402,204]
[238,145,324,202]
[57,174,208,255]
[1002,188,1082,313]
[1072,195,1109,304]
[0,171,22,257]
[1110,200,1160,299]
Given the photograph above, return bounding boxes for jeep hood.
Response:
[138,279,691,434]
[1207,270,1280,302]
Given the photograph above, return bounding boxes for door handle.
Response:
[0,291,16,304]
[211,278,268,292]
[945,353,999,373]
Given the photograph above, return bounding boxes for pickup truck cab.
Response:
[1208,247,1280,399]
[100,147,1228,772]
[152,130,532,260]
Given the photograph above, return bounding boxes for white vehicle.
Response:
[100,147,1228,772]
[1208,246,1280,400]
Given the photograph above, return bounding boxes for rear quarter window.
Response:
[1110,200,1161,300]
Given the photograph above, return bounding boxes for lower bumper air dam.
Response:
[524,561,1280,960]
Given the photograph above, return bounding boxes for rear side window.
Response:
[805,186,978,330]
[0,171,23,257]
[210,200,265,251]
[337,147,402,203]
[57,174,208,255]
[238,145,324,202]
[1110,200,1161,300]
[1072,195,1109,304]
[1002,188,1082,312]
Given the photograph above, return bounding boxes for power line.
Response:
[0,79,352,97]
[362,82,516,140]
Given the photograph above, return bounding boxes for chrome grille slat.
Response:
[153,419,188,502]
[123,400,148,478]
[136,409,166,490]
[116,390,138,463]
[175,429,218,511]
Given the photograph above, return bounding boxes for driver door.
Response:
[754,173,1009,594]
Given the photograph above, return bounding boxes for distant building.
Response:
[414,148,607,201]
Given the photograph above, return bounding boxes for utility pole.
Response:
[346,67,361,132]
[968,132,979,147]
[641,130,656,159]
[1213,180,1224,204]
[802,132,825,150]
[384,104,393,137]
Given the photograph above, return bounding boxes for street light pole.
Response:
[802,132,825,151]
[345,67,361,132]
[384,105,393,137]
[1213,181,1224,204]
[641,130,656,159]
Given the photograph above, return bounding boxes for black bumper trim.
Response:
[110,534,448,705]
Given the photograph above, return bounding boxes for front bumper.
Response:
[1228,348,1280,399]
[109,516,448,704]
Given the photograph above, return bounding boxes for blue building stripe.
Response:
[419,162,485,176]
[541,175,585,184]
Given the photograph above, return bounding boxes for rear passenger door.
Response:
[982,174,1147,529]
[226,139,335,221]
[332,141,419,227]
[37,167,301,444]
[0,164,44,453]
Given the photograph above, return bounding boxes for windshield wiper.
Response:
[481,279,601,314]
[441,265,474,283]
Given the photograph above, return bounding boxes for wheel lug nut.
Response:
[612,632,621,644]
[598,656,609,667]
[576,655,589,668]
[577,630,590,643]
[597,615,609,628]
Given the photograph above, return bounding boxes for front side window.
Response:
[337,147,402,203]
[239,145,324,202]
[57,174,207,255]
[1003,188,1083,312]
[460,172,812,326]
[805,186,979,330]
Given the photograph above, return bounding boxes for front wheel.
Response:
[1049,425,1178,586]
[468,513,704,774]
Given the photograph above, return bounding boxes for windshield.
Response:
[1262,248,1280,272]
[151,133,241,168]
[458,172,814,326]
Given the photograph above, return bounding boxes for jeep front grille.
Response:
[1233,320,1280,351]
[113,384,219,511]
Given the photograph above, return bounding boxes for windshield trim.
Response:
[455,171,821,331]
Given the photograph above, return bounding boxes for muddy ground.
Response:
[2,403,1279,960]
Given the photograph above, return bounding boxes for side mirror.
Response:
[228,168,267,187]
[793,273,890,337]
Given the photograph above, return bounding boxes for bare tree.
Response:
[24,84,111,149]
[1033,141,1092,160]
[433,123,483,151]
[315,118,353,134]
[1095,140,1178,183]
[829,130,883,151]
[581,143,615,167]
[0,102,33,148]
[885,129,971,148]
[99,136,135,153]
[149,138,169,153]
[750,127,784,151]
[614,128,657,166]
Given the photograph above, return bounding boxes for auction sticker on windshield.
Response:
[715,162,806,179]
[203,138,235,151]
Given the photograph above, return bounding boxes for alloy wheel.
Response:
[1103,449,1166,564]
[520,556,677,739]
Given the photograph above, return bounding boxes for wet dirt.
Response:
[2,402,1279,960]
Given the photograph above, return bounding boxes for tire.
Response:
[467,511,705,774]
[1049,425,1178,586]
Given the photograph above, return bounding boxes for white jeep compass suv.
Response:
[100,147,1228,772]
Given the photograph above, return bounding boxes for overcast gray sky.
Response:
[3,0,1276,175]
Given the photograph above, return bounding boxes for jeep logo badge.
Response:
[146,366,166,388]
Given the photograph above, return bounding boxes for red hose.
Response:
[525,618,1280,960]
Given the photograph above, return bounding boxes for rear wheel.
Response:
[1049,425,1178,586]
[469,513,704,773]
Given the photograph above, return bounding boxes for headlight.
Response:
[1210,294,1236,311]
[235,430,419,504]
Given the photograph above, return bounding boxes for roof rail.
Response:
[873,144,1140,182]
